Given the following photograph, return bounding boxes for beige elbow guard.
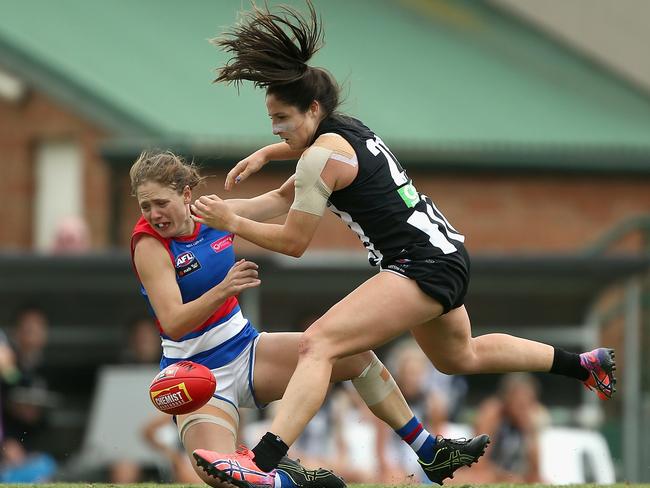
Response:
[291,146,333,216]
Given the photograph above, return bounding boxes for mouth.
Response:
[153,222,171,231]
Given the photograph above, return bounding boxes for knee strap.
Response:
[178,398,239,444]
[351,356,397,406]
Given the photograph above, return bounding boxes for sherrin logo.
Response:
[150,382,193,411]
[175,251,195,268]
[154,366,178,380]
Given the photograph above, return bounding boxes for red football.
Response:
[149,361,216,415]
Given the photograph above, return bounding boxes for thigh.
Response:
[253,333,387,403]
[410,305,473,372]
[252,332,301,404]
[307,271,445,360]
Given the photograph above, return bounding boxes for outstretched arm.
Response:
[225,143,303,190]
[192,201,321,258]
[223,175,295,222]
[196,135,358,257]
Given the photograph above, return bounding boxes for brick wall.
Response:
[0,90,109,250]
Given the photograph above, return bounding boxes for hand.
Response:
[191,194,236,231]
[225,149,268,190]
[220,259,261,297]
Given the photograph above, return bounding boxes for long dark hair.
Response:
[212,1,340,116]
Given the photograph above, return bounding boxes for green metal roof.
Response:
[1,0,650,169]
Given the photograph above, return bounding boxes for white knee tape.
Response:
[179,414,238,445]
[351,357,397,406]
[178,399,239,444]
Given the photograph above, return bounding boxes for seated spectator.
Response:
[141,413,202,483]
[3,306,57,452]
[375,339,468,483]
[453,372,550,484]
[0,437,57,483]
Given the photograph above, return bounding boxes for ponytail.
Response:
[212,1,340,116]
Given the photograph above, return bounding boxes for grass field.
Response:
[5,484,649,488]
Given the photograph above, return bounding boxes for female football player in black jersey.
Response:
[191,1,615,484]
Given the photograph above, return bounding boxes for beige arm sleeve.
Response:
[290,146,334,216]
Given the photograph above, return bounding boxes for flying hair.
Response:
[212,0,323,88]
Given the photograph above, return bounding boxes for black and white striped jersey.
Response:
[314,115,465,267]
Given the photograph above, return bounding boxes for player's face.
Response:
[136,181,194,238]
[266,94,321,150]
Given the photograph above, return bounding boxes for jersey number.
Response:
[366,136,407,186]
[366,136,462,254]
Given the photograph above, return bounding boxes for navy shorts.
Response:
[380,242,470,314]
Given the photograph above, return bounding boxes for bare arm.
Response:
[133,236,260,340]
[224,175,295,221]
[229,209,322,257]
[225,143,303,190]
[197,136,357,257]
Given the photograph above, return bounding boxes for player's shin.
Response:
[351,356,438,462]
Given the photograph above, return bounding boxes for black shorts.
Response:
[380,242,470,314]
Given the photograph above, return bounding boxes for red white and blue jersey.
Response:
[130,217,258,371]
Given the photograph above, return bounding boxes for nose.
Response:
[272,124,282,135]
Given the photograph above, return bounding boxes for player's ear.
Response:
[309,100,320,117]
[183,185,191,204]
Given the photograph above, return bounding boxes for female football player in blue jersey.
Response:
[190,1,616,485]
[129,151,486,488]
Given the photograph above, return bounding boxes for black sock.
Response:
[550,347,588,381]
[252,432,289,472]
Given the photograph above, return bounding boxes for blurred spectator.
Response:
[2,306,57,451]
[454,372,550,484]
[375,339,468,483]
[141,413,201,483]
[386,338,467,421]
[0,437,57,483]
[107,459,143,484]
[119,316,161,365]
[50,215,91,254]
[244,388,379,484]
[0,330,20,441]
[10,307,49,384]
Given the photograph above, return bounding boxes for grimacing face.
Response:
[136,181,194,238]
[266,94,323,150]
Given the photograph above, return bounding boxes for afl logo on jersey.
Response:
[211,235,233,253]
[175,251,201,278]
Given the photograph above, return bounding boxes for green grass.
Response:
[1,484,648,488]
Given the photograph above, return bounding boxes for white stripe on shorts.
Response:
[161,310,247,359]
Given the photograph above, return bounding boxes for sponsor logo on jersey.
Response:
[175,251,201,277]
[211,235,234,253]
[397,183,419,208]
[150,382,193,411]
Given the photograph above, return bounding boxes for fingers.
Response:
[189,212,204,224]
[232,259,258,270]
[230,260,259,278]
[225,162,248,191]
[196,194,220,204]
